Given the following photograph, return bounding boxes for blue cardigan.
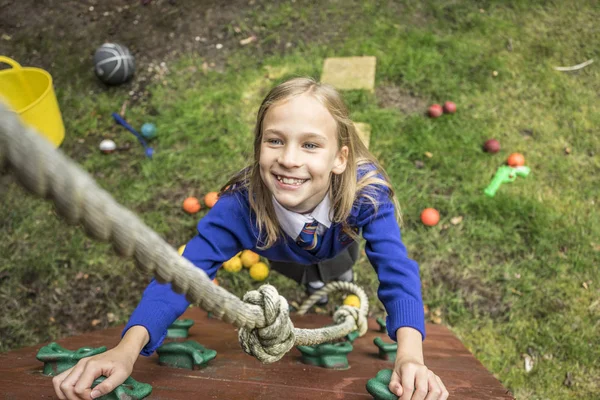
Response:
[124,172,425,356]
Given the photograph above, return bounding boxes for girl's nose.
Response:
[277,146,301,168]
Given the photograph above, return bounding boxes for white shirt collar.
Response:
[272,194,332,239]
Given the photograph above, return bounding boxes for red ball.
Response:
[420,208,440,227]
[484,139,501,154]
[443,101,457,114]
[428,104,443,118]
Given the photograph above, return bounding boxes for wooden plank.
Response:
[0,308,513,399]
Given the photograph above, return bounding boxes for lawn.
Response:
[1,1,599,399]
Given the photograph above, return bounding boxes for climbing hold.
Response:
[166,319,194,339]
[92,376,152,400]
[157,340,217,370]
[373,337,397,361]
[297,342,353,369]
[36,342,107,376]
[366,369,398,400]
[376,317,387,333]
[345,330,360,344]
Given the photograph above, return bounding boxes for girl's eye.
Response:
[303,143,318,149]
[266,138,282,145]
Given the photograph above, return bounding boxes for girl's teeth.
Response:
[277,176,305,185]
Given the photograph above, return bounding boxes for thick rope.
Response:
[0,102,370,363]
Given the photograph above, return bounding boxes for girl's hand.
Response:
[52,346,136,400]
[389,355,449,400]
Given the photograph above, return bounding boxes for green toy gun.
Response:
[484,165,531,197]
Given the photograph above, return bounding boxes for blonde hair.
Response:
[221,77,401,249]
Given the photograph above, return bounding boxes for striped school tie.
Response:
[296,220,321,253]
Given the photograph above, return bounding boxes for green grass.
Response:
[2,1,600,398]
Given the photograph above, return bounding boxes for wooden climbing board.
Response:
[0,308,513,399]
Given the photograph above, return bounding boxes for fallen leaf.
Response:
[564,147,571,155]
[75,272,85,280]
[563,372,573,387]
[49,317,55,323]
[592,243,600,252]
[414,160,425,169]
[431,316,442,324]
[582,282,589,290]
[107,312,116,323]
[522,354,534,372]
[240,35,257,45]
[450,216,463,225]
[424,151,433,158]
[91,319,101,327]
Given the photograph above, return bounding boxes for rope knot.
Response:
[238,284,295,363]
[333,305,368,336]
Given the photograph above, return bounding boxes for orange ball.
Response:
[204,192,219,208]
[507,153,525,167]
[182,197,201,214]
[421,208,440,226]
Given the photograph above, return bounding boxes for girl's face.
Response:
[259,93,348,214]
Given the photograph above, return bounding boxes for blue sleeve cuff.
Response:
[121,281,190,356]
[386,299,426,342]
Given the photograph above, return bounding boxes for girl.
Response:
[53,77,449,400]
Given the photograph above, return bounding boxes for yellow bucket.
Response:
[0,56,65,148]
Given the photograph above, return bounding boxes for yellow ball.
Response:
[177,245,186,256]
[223,256,243,273]
[249,262,269,281]
[343,294,361,308]
[235,251,242,257]
[240,250,260,268]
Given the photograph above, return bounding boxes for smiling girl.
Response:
[53,77,448,400]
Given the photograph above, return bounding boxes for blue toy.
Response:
[112,113,154,159]
[141,123,157,140]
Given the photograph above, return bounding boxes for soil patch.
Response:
[376,83,428,114]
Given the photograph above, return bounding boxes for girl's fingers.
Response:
[424,371,443,400]
[399,368,416,400]
[410,368,429,400]
[436,374,450,400]
[389,368,404,397]
[54,361,87,399]
[89,369,129,399]
[73,360,107,399]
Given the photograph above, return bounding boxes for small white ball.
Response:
[99,139,117,153]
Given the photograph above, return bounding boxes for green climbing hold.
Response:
[36,342,107,376]
[345,330,360,343]
[376,317,387,333]
[297,342,353,369]
[373,337,397,361]
[166,318,194,338]
[93,376,152,400]
[157,340,217,370]
[366,369,398,400]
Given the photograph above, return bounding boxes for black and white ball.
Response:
[94,43,135,85]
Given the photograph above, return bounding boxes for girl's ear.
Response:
[332,145,349,175]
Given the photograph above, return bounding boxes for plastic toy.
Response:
[249,261,269,281]
[343,294,361,308]
[36,342,107,376]
[204,191,219,208]
[240,249,259,268]
[112,113,154,159]
[484,139,501,153]
[484,165,530,197]
[156,340,217,370]
[443,101,456,114]
[507,152,525,167]
[99,139,117,154]
[140,123,157,140]
[366,369,398,400]
[428,104,443,118]
[420,208,440,226]
[182,196,201,214]
[94,43,135,86]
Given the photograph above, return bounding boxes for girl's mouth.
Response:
[274,174,307,187]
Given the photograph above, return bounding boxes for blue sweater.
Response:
[124,173,425,356]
